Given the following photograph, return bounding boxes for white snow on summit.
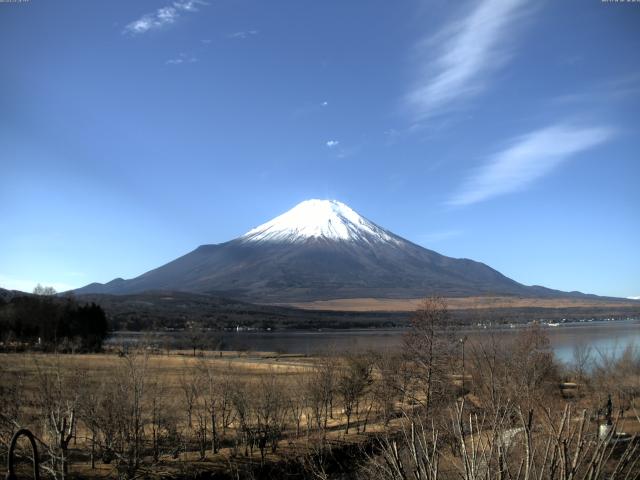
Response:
[241,199,401,244]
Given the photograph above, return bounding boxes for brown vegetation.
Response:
[1,298,639,479]
[286,296,640,312]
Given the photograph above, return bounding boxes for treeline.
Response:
[74,290,406,331]
[74,291,640,333]
[0,293,108,352]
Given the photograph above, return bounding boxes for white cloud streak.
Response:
[166,52,198,65]
[124,1,207,35]
[448,124,615,206]
[228,30,259,40]
[326,140,339,148]
[407,0,530,121]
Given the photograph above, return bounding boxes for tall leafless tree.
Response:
[403,297,456,415]
[34,357,81,479]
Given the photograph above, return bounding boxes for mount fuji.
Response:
[75,199,581,302]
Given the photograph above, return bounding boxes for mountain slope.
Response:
[75,199,582,302]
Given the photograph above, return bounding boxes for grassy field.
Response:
[2,335,639,479]
[1,349,388,479]
[284,295,640,312]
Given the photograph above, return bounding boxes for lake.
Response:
[108,319,640,365]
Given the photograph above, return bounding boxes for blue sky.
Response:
[1,0,638,298]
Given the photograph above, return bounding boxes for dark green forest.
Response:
[0,294,108,352]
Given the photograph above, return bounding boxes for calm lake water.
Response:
[109,319,640,364]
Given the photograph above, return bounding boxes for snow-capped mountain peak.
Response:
[76,199,586,302]
[241,199,400,244]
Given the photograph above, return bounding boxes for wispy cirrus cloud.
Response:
[166,52,198,65]
[552,72,640,106]
[227,30,259,40]
[124,1,207,35]
[448,123,615,207]
[406,0,531,122]
[325,139,362,159]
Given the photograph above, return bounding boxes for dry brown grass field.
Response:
[2,314,639,480]
[1,349,394,479]
[285,295,640,311]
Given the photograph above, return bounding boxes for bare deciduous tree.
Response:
[34,357,81,479]
[404,297,456,415]
[572,341,594,383]
[0,365,24,459]
[288,370,309,438]
[370,350,407,427]
[90,352,149,479]
[33,284,57,296]
[336,352,373,434]
[510,324,559,412]
[307,357,337,442]
[367,400,640,480]
[469,333,511,416]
